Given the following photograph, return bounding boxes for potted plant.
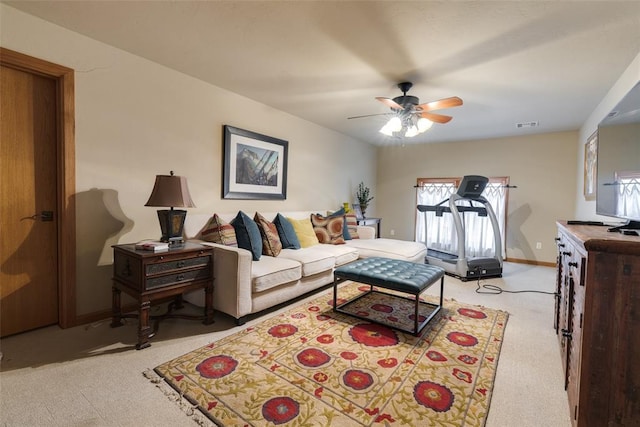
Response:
[356,182,374,218]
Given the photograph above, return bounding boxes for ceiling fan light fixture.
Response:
[405,125,419,138]
[379,125,394,136]
[417,117,433,133]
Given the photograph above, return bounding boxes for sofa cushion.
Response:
[254,212,283,257]
[288,217,319,248]
[279,246,336,277]
[273,213,301,249]
[345,238,427,263]
[199,214,238,247]
[311,213,345,245]
[231,211,262,261]
[316,243,359,266]
[251,256,302,293]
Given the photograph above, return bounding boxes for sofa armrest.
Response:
[356,225,376,239]
[185,240,253,320]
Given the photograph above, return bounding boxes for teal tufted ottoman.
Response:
[333,257,445,335]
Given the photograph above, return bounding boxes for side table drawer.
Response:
[146,255,210,275]
[147,267,211,290]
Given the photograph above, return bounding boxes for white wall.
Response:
[575,51,640,222]
[1,5,376,316]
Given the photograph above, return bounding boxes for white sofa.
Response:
[183,211,427,324]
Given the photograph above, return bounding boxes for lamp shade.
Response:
[145,171,196,208]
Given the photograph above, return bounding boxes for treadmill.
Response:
[417,175,503,281]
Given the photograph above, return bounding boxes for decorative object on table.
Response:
[355,182,374,218]
[134,240,169,252]
[145,171,196,247]
[148,281,508,426]
[343,202,350,213]
[222,125,288,200]
[352,203,364,220]
[583,130,597,201]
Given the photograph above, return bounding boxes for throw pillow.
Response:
[345,213,360,239]
[199,214,238,247]
[231,211,263,261]
[273,213,301,249]
[311,213,346,245]
[254,212,283,257]
[287,217,320,248]
[328,207,351,240]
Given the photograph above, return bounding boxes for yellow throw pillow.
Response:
[287,217,319,248]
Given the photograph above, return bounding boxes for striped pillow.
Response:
[254,212,283,257]
[199,214,238,247]
[345,213,359,239]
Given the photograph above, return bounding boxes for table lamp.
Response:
[145,171,196,247]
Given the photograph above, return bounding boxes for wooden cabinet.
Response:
[555,222,640,426]
[111,242,214,349]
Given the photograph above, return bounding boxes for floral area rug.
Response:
[147,282,509,426]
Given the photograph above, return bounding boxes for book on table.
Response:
[135,240,170,252]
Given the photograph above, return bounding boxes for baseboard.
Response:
[74,303,138,327]
[506,257,556,268]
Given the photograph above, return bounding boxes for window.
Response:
[615,171,640,219]
[415,177,509,258]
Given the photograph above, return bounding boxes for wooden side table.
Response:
[110,242,214,350]
[357,217,381,238]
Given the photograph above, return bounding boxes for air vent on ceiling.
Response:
[606,111,619,118]
[516,121,539,128]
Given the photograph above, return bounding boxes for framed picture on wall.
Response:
[584,131,597,201]
[222,125,288,200]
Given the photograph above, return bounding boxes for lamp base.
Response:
[157,209,187,247]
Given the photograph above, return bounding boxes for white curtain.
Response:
[416,180,507,258]
[616,174,640,219]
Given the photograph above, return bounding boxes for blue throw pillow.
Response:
[231,211,262,260]
[328,207,351,240]
[273,213,301,249]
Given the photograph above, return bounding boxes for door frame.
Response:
[1,47,76,328]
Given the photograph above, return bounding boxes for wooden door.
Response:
[1,64,59,336]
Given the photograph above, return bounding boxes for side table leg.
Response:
[110,285,123,328]
[136,300,152,350]
[203,281,215,325]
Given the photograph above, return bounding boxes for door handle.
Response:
[29,211,54,221]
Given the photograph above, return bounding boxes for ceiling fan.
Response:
[348,82,463,137]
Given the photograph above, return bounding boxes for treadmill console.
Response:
[456,175,488,198]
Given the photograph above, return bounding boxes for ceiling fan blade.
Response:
[419,112,453,124]
[376,97,404,110]
[347,112,392,120]
[416,96,463,112]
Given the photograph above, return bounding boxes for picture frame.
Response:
[222,125,288,200]
[584,131,597,201]
[352,203,364,220]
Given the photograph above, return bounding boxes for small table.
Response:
[111,242,214,349]
[357,217,381,238]
[333,257,444,336]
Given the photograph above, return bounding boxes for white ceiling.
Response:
[5,1,640,145]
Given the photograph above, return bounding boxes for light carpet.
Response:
[147,282,509,426]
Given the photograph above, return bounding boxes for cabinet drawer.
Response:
[146,255,211,276]
[146,267,211,290]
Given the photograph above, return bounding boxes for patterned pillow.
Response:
[311,213,345,245]
[287,217,320,248]
[345,213,359,239]
[274,213,301,249]
[199,214,238,246]
[231,211,262,261]
[254,212,283,257]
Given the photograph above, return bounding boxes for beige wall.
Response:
[1,5,376,316]
[376,131,578,263]
[576,51,640,221]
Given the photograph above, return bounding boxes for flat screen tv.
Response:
[596,81,640,232]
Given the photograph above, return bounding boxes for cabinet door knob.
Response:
[561,329,572,339]
[568,262,578,268]
[562,251,571,256]
[177,274,185,281]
